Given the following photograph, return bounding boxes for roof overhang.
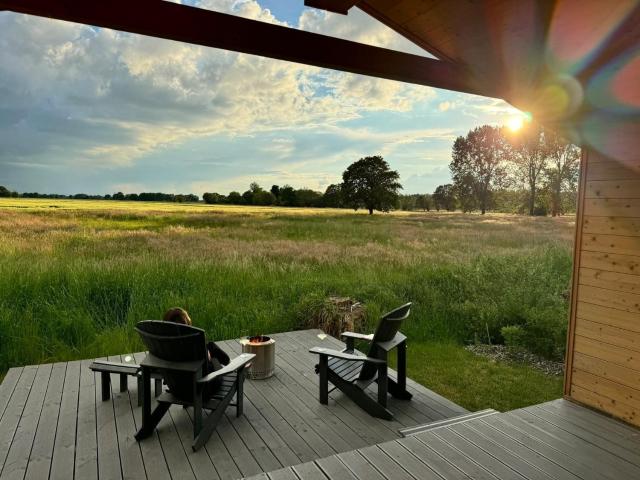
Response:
[0,0,496,98]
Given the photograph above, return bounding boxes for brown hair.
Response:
[163,307,192,326]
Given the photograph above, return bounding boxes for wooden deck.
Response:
[0,329,466,480]
[246,398,640,480]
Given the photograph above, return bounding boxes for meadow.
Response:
[0,198,573,411]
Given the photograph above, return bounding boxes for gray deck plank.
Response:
[267,467,299,480]
[94,357,123,480]
[481,415,611,480]
[0,367,37,474]
[219,343,336,460]
[131,351,197,480]
[23,363,66,480]
[0,369,23,425]
[74,359,99,480]
[225,338,368,453]
[398,435,471,480]
[216,412,263,478]
[378,440,442,479]
[244,336,374,450]
[538,400,640,447]
[49,360,81,480]
[462,418,581,480]
[168,404,221,480]
[124,353,171,480]
[448,423,553,480]
[335,449,386,480]
[357,445,415,480]
[292,461,329,480]
[0,363,52,480]
[511,409,640,478]
[316,455,359,480]
[107,355,146,480]
[528,404,640,459]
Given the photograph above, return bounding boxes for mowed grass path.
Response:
[0,198,571,410]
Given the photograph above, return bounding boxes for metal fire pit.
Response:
[240,335,275,379]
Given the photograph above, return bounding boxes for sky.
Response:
[0,0,521,196]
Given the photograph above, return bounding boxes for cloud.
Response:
[438,101,452,112]
[0,1,439,174]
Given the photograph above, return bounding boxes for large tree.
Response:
[450,125,509,214]
[507,123,549,216]
[544,130,581,216]
[341,156,402,214]
[432,184,456,211]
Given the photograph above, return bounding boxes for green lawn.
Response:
[405,342,563,412]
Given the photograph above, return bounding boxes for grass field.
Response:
[0,198,572,410]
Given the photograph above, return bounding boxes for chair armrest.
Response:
[309,347,386,364]
[341,332,374,342]
[197,353,255,384]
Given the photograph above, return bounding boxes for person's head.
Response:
[163,307,192,326]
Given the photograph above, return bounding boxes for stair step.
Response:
[400,409,499,436]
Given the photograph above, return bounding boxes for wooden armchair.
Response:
[133,321,255,451]
[310,302,412,420]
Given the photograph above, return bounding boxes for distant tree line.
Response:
[0,187,199,203]
[204,156,402,214]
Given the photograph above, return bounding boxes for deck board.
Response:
[3,329,636,480]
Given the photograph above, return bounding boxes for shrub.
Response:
[501,325,526,348]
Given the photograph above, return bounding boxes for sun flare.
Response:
[507,116,524,132]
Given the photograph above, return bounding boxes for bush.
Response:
[501,325,526,348]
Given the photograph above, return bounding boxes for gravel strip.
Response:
[464,344,564,376]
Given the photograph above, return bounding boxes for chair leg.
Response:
[135,402,170,440]
[318,355,329,405]
[377,364,388,408]
[120,373,128,392]
[236,372,245,418]
[193,378,202,437]
[192,388,235,451]
[154,378,162,397]
[137,373,143,407]
[327,370,393,420]
[101,372,111,401]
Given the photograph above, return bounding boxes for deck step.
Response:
[400,409,499,436]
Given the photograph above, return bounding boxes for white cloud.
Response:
[438,101,452,112]
[0,1,438,171]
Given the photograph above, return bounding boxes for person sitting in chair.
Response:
[162,307,230,389]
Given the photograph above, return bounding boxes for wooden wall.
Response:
[565,148,640,427]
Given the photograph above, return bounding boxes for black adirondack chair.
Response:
[310,302,412,420]
[133,320,255,451]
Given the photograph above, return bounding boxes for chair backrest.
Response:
[360,302,411,381]
[136,320,208,400]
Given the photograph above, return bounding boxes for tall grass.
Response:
[0,200,575,372]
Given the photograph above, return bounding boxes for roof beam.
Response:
[0,0,495,98]
[304,0,359,15]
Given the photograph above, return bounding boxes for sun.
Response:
[507,116,524,132]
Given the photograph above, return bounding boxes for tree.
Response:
[341,156,402,214]
[270,185,280,202]
[433,184,456,211]
[0,186,11,198]
[507,123,548,216]
[203,192,226,204]
[322,184,343,208]
[416,194,431,212]
[544,130,580,216]
[227,191,242,204]
[450,125,509,214]
[253,190,276,206]
[295,189,322,207]
[279,185,297,207]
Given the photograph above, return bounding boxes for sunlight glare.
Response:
[507,116,524,132]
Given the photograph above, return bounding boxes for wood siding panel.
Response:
[575,319,640,352]
[567,148,640,429]
[583,216,640,237]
